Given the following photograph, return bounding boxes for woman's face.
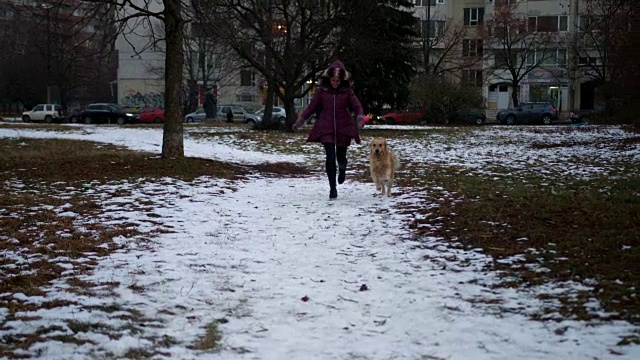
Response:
[330,75,341,89]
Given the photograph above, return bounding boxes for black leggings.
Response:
[323,142,347,188]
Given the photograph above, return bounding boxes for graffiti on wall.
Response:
[122,91,164,108]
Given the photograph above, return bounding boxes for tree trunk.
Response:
[283,89,297,132]
[262,49,275,126]
[264,83,275,125]
[162,0,184,159]
[511,81,520,107]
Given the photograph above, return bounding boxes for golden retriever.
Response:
[369,138,398,197]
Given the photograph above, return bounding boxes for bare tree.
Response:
[193,0,346,130]
[0,6,45,110]
[42,1,117,108]
[568,0,638,109]
[145,20,243,117]
[415,8,475,77]
[0,1,116,110]
[97,0,188,158]
[481,4,562,107]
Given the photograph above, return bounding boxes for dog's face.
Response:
[370,138,388,157]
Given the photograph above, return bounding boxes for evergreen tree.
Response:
[336,0,418,114]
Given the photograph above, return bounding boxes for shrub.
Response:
[409,75,484,122]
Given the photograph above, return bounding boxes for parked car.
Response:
[217,104,261,124]
[441,108,487,126]
[137,106,164,123]
[184,108,207,122]
[383,108,426,125]
[570,104,605,123]
[80,103,138,125]
[496,102,558,125]
[67,107,86,123]
[254,106,287,123]
[363,114,385,124]
[22,104,64,123]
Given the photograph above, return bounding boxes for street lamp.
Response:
[41,3,53,103]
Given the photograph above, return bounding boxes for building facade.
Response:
[411,0,597,117]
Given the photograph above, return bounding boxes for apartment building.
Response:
[485,0,574,115]
[115,1,260,111]
[412,0,598,116]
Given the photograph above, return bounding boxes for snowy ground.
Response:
[0,124,639,359]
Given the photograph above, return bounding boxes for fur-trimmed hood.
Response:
[319,59,353,90]
[320,59,352,81]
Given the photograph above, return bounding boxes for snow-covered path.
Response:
[82,176,635,360]
[1,125,638,359]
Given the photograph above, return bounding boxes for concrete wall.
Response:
[115,0,165,107]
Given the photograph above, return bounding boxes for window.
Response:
[464,8,484,26]
[414,0,437,6]
[546,49,566,67]
[421,20,445,38]
[528,16,568,32]
[462,70,483,87]
[495,0,517,5]
[495,52,519,68]
[579,15,600,31]
[0,9,13,19]
[240,70,256,87]
[528,49,566,66]
[33,105,44,111]
[527,51,537,65]
[489,84,509,92]
[462,39,483,57]
[559,16,568,31]
[578,56,602,66]
[235,94,257,102]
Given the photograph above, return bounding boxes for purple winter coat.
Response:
[297,62,364,147]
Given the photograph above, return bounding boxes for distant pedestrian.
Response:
[293,59,365,199]
[226,107,233,123]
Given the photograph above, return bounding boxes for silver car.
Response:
[184,108,207,122]
[217,105,261,124]
[254,106,287,123]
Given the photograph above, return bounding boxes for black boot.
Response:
[338,163,346,184]
[337,148,348,185]
[329,187,338,199]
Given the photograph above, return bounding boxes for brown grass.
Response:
[403,164,640,328]
[0,137,254,357]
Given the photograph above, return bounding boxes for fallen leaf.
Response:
[301,295,309,302]
[359,284,369,291]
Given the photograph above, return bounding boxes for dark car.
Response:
[440,108,486,126]
[67,107,85,123]
[80,103,138,125]
[496,102,558,125]
[570,104,605,123]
